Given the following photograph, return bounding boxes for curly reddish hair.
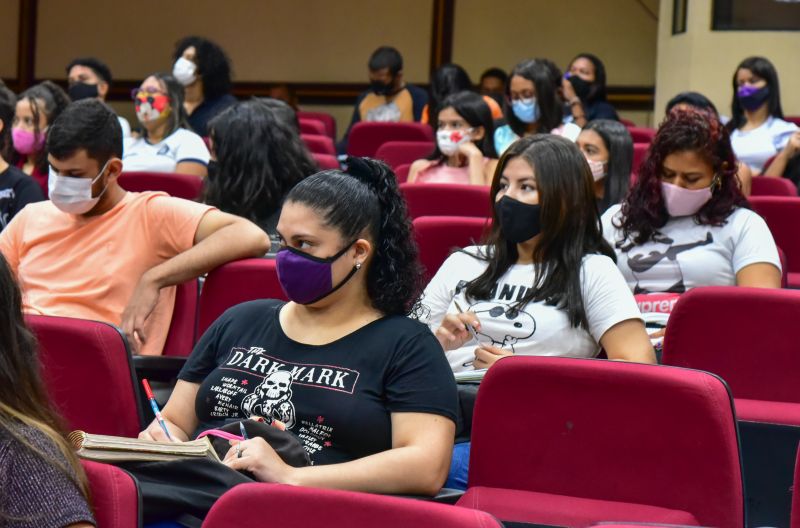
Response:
[617,108,748,244]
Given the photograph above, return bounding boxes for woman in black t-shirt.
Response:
[140,157,458,496]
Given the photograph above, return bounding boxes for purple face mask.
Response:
[275,241,359,305]
[736,84,770,112]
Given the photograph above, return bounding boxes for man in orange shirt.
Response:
[0,99,270,355]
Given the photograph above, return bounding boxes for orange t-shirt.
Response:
[0,191,214,355]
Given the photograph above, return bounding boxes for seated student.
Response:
[727,56,797,174]
[666,91,753,196]
[172,36,237,137]
[0,100,269,355]
[137,159,457,522]
[12,81,70,196]
[408,91,498,185]
[478,67,508,107]
[66,56,132,137]
[0,85,44,230]
[562,53,619,127]
[123,73,210,178]
[576,119,632,213]
[337,46,428,153]
[494,59,564,156]
[603,108,781,296]
[204,99,318,252]
[420,64,503,126]
[0,253,94,528]
[419,134,655,373]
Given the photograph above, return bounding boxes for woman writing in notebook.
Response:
[0,253,94,527]
[139,158,457,503]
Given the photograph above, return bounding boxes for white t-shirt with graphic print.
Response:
[123,128,209,173]
[601,204,781,294]
[417,247,643,372]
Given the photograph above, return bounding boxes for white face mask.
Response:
[584,155,608,182]
[436,128,472,156]
[48,160,111,215]
[172,57,197,86]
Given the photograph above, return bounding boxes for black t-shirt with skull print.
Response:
[179,300,458,465]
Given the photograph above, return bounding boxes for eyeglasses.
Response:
[131,87,167,100]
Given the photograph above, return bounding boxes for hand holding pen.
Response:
[142,379,174,442]
[434,299,484,352]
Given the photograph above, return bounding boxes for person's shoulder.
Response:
[581,253,618,272]
[769,117,799,134]
[601,203,623,224]
[727,206,766,227]
[442,245,487,266]
[169,127,205,143]
[405,84,427,98]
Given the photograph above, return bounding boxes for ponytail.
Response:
[285,157,424,315]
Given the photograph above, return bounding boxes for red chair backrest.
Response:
[374,141,436,170]
[629,127,656,144]
[27,315,144,437]
[394,163,412,183]
[400,183,492,219]
[751,176,798,197]
[347,122,434,157]
[748,196,800,273]
[197,258,287,336]
[161,280,199,357]
[119,171,203,201]
[786,116,800,128]
[297,111,336,139]
[81,460,140,528]
[632,143,649,175]
[298,118,327,136]
[413,216,490,281]
[662,286,800,403]
[203,483,502,528]
[470,356,743,528]
[313,153,340,170]
[302,134,337,156]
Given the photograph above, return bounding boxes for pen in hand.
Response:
[454,300,484,368]
[142,379,173,442]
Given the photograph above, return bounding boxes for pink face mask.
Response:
[12,127,46,155]
[660,181,713,217]
[584,156,607,181]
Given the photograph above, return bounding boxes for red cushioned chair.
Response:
[400,183,492,219]
[82,460,140,528]
[160,280,199,357]
[374,141,436,170]
[749,196,800,288]
[197,258,287,336]
[662,286,800,527]
[456,356,743,528]
[632,143,649,175]
[347,122,434,158]
[629,127,656,144]
[297,110,336,139]
[394,163,412,183]
[302,133,337,156]
[299,117,327,136]
[313,153,340,170]
[751,176,798,197]
[119,171,203,201]
[203,483,502,528]
[413,216,490,282]
[27,315,144,437]
[792,443,800,528]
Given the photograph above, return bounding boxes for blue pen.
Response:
[142,379,173,441]
[239,421,249,441]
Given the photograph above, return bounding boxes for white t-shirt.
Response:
[417,246,643,372]
[117,116,131,138]
[123,128,209,173]
[730,117,798,173]
[601,204,781,294]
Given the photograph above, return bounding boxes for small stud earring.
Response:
[355,262,362,270]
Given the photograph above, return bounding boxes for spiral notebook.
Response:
[69,431,221,463]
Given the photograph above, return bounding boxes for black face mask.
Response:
[568,75,592,101]
[370,77,395,96]
[495,195,542,244]
[68,82,100,101]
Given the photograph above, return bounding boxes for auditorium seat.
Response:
[161,280,199,357]
[751,176,797,197]
[119,171,203,201]
[297,110,336,139]
[400,183,492,219]
[374,141,435,170]
[749,196,800,288]
[299,117,327,136]
[456,356,743,527]
[302,133,337,156]
[313,153,340,170]
[662,286,800,527]
[27,314,144,437]
[82,460,140,528]
[203,483,502,528]
[347,122,434,158]
[413,216,490,281]
[628,127,656,144]
[394,163,412,183]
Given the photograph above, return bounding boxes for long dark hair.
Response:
[428,64,474,130]
[618,108,748,245]
[427,91,497,161]
[728,56,784,131]
[568,53,609,102]
[583,119,632,212]
[504,59,563,136]
[173,36,233,100]
[286,157,423,316]
[205,100,317,229]
[15,81,70,173]
[465,135,614,330]
[0,254,89,519]
[140,73,190,139]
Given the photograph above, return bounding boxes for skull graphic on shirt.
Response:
[241,370,297,429]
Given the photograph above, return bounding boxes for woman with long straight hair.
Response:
[576,119,632,212]
[0,253,94,527]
